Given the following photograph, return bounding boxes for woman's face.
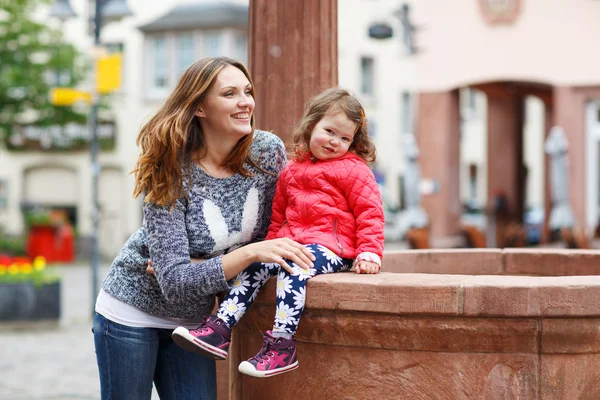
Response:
[196,65,255,138]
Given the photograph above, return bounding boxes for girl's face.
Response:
[196,65,255,138]
[309,110,357,161]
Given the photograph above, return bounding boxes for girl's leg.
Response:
[216,261,280,327]
[93,312,158,400]
[153,329,216,400]
[237,244,352,378]
[273,244,352,336]
[172,261,279,360]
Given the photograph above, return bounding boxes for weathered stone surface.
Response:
[463,275,600,317]
[219,250,600,399]
[505,248,600,276]
[542,319,600,354]
[253,272,464,316]
[235,333,538,400]
[239,307,538,354]
[541,354,600,399]
[383,249,503,275]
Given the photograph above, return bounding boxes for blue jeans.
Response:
[92,313,216,400]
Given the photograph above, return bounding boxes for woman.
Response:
[92,57,315,400]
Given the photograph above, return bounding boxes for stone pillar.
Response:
[416,90,461,240]
[542,103,554,243]
[553,86,586,228]
[485,87,524,246]
[249,0,338,145]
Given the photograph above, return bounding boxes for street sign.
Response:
[97,53,122,94]
[50,88,92,106]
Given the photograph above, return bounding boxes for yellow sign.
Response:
[97,53,122,94]
[50,88,92,106]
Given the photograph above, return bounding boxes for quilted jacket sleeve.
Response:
[343,161,385,261]
[266,165,289,239]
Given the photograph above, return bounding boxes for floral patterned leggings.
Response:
[216,244,352,335]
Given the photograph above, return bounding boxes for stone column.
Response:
[416,90,461,240]
[484,86,524,247]
[553,86,586,228]
[542,103,554,243]
[249,0,338,145]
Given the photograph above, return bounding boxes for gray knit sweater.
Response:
[101,131,286,320]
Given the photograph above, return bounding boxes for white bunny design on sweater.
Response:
[203,187,260,253]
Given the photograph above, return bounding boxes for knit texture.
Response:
[101,131,286,319]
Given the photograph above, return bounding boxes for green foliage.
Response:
[0,224,26,256]
[0,0,87,146]
[0,235,26,256]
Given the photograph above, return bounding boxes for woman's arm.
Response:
[144,198,231,302]
[266,167,289,239]
[221,237,314,279]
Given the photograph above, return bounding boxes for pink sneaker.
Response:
[172,316,231,360]
[238,331,299,378]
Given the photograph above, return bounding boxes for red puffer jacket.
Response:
[266,152,384,261]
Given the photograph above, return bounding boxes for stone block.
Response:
[542,319,600,354]
[383,249,503,275]
[541,354,600,399]
[505,248,600,276]
[254,272,464,316]
[463,275,600,317]
[236,335,538,400]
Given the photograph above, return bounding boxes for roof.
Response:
[139,2,248,32]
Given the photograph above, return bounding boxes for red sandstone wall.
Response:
[216,249,600,400]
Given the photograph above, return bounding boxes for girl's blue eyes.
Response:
[325,129,350,141]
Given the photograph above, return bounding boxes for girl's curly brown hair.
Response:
[132,57,256,208]
[292,87,376,164]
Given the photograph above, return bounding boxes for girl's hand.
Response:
[244,238,316,274]
[354,260,380,274]
[146,258,206,275]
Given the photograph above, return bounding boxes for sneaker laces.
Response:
[193,316,231,340]
[251,334,294,364]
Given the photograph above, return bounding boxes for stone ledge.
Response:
[383,249,503,275]
[504,248,600,276]
[382,248,600,276]
[254,272,600,317]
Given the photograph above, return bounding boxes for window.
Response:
[360,57,374,96]
[176,34,195,77]
[151,37,168,89]
[234,33,248,65]
[204,31,222,56]
[401,91,414,135]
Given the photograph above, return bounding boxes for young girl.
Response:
[172,87,385,378]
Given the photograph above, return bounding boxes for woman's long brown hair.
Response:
[132,57,256,208]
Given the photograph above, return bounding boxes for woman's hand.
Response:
[354,260,380,274]
[239,238,315,274]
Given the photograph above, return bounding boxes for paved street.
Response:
[0,262,162,400]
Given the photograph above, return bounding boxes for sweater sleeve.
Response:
[266,166,289,239]
[251,131,287,241]
[143,198,230,303]
[343,162,385,261]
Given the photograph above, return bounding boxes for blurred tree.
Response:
[0,0,87,149]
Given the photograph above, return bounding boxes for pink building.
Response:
[413,0,600,243]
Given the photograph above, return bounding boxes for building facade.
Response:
[0,0,420,258]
